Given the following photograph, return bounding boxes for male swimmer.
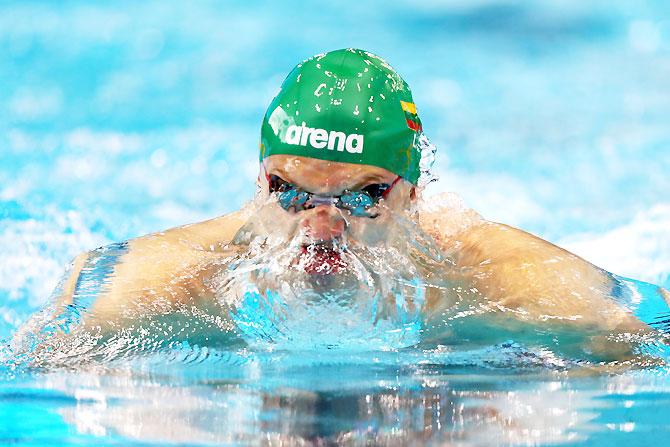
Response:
[15,49,670,362]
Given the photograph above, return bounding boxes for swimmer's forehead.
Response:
[264,155,397,194]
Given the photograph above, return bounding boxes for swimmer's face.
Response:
[260,155,416,244]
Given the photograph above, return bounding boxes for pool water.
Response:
[3,352,670,446]
[2,1,670,445]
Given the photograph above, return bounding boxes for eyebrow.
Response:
[268,166,298,185]
[267,164,393,192]
[349,174,392,189]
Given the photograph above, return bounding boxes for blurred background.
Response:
[1,0,669,336]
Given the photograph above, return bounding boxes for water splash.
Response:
[219,198,451,351]
[416,131,439,188]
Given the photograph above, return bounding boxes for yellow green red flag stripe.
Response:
[400,100,422,131]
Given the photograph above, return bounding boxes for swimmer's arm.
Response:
[50,210,248,328]
[423,220,665,360]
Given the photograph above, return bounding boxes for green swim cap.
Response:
[260,48,423,184]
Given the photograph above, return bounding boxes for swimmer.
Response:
[15,49,670,362]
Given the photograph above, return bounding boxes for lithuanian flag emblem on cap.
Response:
[400,100,422,132]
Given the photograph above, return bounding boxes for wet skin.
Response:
[14,155,670,360]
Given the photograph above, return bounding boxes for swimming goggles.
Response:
[267,174,401,218]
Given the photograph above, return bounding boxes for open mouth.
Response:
[299,243,348,275]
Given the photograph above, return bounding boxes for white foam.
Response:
[9,87,63,120]
[629,20,662,54]
[424,169,545,228]
[560,203,670,286]
[0,212,107,308]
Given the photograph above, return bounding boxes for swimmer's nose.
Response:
[301,205,346,242]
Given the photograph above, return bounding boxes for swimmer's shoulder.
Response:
[448,221,577,266]
[129,208,249,254]
[438,219,607,285]
[417,193,578,263]
[418,199,583,268]
[104,208,249,294]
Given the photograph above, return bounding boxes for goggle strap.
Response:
[381,176,402,199]
[262,163,271,183]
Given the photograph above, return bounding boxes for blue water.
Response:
[2,0,670,445]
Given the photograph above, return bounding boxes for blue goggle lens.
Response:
[269,175,389,218]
